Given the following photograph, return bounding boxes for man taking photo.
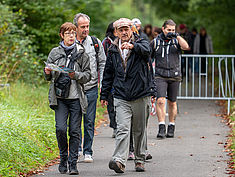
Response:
[151,19,190,139]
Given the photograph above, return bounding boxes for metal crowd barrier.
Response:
[178,54,235,115]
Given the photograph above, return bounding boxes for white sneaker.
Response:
[84,154,93,163]
[77,151,83,163]
[78,151,83,157]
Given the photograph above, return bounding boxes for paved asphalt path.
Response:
[35,100,229,177]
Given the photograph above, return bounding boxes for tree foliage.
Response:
[146,0,235,54]
[1,0,112,55]
[0,4,43,84]
[0,0,112,84]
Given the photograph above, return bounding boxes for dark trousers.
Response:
[129,125,134,152]
[107,92,117,129]
[79,86,98,155]
[55,98,82,165]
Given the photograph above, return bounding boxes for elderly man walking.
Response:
[101,18,153,173]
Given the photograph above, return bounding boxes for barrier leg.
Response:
[227,99,230,115]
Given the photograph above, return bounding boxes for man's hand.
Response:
[121,42,134,50]
[44,67,52,74]
[101,100,108,107]
[68,72,75,79]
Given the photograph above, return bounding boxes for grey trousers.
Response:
[113,96,150,166]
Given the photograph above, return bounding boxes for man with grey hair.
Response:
[132,18,149,42]
[101,18,153,173]
[73,13,106,163]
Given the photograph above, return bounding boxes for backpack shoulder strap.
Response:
[172,38,178,44]
[91,36,99,59]
[153,38,156,49]
[153,38,160,51]
[172,38,180,49]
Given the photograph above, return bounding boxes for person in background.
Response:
[191,28,198,47]
[193,27,213,73]
[73,13,106,163]
[178,24,193,77]
[152,26,162,38]
[102,22,117,138]
[132,18,149,42]
[144,24,154,41]
[44,22,91,175]
[101,18,153,173]
[191,27,199,73]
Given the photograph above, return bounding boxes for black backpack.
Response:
[91,36,99,69]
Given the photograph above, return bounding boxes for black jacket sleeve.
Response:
[100,52,114,101]
[149,39,155,59]
[132,39,151,60]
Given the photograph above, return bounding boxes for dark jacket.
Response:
[100,36,153,101]
[151,33,181,78]
[102,36,114,56]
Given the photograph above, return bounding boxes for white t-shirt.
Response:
[119,39,129,62]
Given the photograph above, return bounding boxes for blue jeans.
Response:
[79,86,98,155]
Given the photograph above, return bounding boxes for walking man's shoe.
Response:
[145,152,152,160]
[135,162,145,172]
[58,158,68,174]
[69,163,79,175]
[166,124,175,138]
[157,124,166,139]
[108,160,125,173]
[127,151,135,160]
[84,154,93,163]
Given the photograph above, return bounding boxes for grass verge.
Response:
[0,82,106,176]
[0,82,57,176]
[226,101,235,174]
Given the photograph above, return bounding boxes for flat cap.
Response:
[113,18,133,29]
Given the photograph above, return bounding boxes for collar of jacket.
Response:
[109,35,136,71]
[56,43,85,62]
[158,32,171,43]
[112,34,135,47]
[75,42,85,54]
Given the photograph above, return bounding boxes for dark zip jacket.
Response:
[101,36,154,101]
[151,33,181,78]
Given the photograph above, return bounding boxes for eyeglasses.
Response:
[64,31,76,36]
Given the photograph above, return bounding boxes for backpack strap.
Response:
[153,38,160,52]
[91,36,99,68]
[153,38,156,49]
[172,38,179,49]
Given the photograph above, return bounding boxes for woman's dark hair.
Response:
[153,26,162,34]
[192,27,197,33]
[105,22,115,40]
[200,27,207,33]
[144,24,152,35]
